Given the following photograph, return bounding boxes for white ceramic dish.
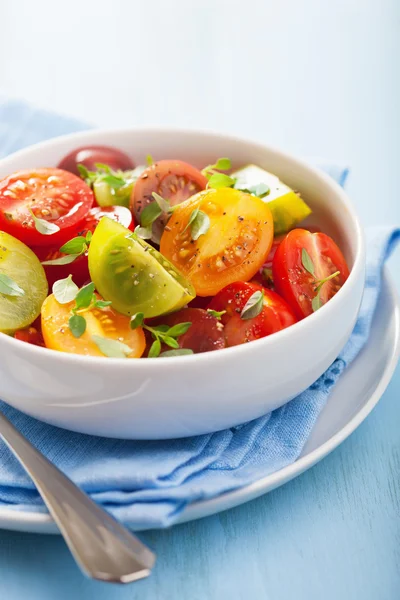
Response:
[0,270,397,534]
[0,129,365,439]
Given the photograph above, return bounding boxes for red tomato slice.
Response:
[131,160,208,241]
[0,168,94,246]
[208,281,297,346]
[14,326,44,347]
[272,228,350,319]
[146,308,226,354]
[57,145,134,176]
[33,206,134,289]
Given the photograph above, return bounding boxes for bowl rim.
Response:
[0,126,366,368]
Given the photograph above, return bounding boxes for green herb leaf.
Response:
[312,293,322,312]
[240,290,264,320]
[159,348,194,357]
[163,336,180,349]
[262,268,274,285]
[134,225,153,239]
[52,275,79,304]
[68,314,86,338]
[140,201,163,228]
[0,273,25,297]
[101,174,126,190]
[60,236,87,255]
[183,207,200,234]
[41,253,82,266]
[85,230,92,243]
[152,192,170,213]
[207,173,236,189]
[146,154,154,166]
[191,210,210,240]
[74,282,95,311]
[77,164,91,180]
[215,157,231,170]
[207,309,226,320]
[301,248,315,276]
[94,300,112,309]
[150,324,170,333]
[130,312,145,329]
[94,163,112,173]
[92,335,133,358]
[30,210,60,235]
[165,322,192,337]
[148,338,161,358]
[254,182,270,198]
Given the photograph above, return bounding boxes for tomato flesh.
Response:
[0,168,94,246]
[14,326,44,347]
[160,188,274,296]
[131,160,208,242]
[208,281,297,346]
[58,145,134,176]
[272,228,350,319]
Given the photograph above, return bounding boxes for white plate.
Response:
[0,270,398,534]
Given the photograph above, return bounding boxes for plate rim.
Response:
[0,271,398,533]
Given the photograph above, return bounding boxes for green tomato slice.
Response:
[0,231,48,334]
[88,217,196,318]
[232,164,312,235]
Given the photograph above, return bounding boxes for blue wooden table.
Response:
[0,1,399,598]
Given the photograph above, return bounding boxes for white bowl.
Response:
[0,129,365,439]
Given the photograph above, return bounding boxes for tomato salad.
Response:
[0,147,349,358]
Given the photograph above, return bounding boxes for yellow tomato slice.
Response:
[160,188,274,296]
[41,293,145,357]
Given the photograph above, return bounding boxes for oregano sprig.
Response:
[202,157,236,190]
[41,230,92,266]
[301,248,341,312]
[130,313,192,357]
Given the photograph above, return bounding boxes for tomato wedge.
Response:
[33,206,134,289]
[131,160,208,242]
[160,188,274,296]
[58,145,134,176]
[14,325,44,347]
[208,281,297,346]
[0,168,94,246]
[272,228,350,319]
[41,293,145,357]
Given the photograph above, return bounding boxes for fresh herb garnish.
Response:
[159,348,194,357]
[130,312,145,330]
[140,201,163,228]
[92,335,133,358]
[74,282,96,311]
[0,274,25,297]
[68,314,87,338]
[29,210,60,236]
[134,225,153,240]
[151,192,170,213]
[207,309,226,320]
[202,158,232,178]
[183,208,210,240]
[207,173,236,189]
[300,248,340,312]
[301,248,315,276]
[41,231,92,266]
[52,275,79,304]
[240,290,264,320]
[130,316,192,358]
[146,154,154,166]
[235,181,270,198]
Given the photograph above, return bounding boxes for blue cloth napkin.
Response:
[0,98,398,530]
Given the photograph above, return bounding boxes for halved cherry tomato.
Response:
[148,307,226,355]
[41,293,145,357]
[131,160,208,242]
[14,326,44,347]
[33,206,134,289]
[208,281,297,346]
[160,188,274,296]
[0,168,94,246]
[57,145,134,176]
[272,228,350,319]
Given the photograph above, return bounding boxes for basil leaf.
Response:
[75,282,95,310]
[152,192,170,213]
[207,173,235,189]
[52,275,79,304]
[165,322,192,337]
[240,290,264,320]
[94,300,112,309]
[148,338,161,358]
[183,207,200,233]
[41,253,81,266]
[59,237,87,255]
[130,312,145,329]
[312,293,322,312]
[30,210,60,235]
[68,314,86,338]
[207,309,226,320]
[140,201,162,228]
[215,157,231,170]
[146,154,154,166]
[92,335,132,358]
[191,210,210,241]
[301,248,315,276]
[0,274,25,297]
[159,349,194,357]
[163,336,180,349]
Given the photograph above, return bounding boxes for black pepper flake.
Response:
[238,216,244,221]
[223,212,226,215]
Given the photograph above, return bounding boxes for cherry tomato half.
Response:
[58,145,134,176]
[33,206,134,289]
[14,326,44,347]
[208,281,297,346]
[131,160,208,242]
[41,293,145,357]
[160,188,274,296]
[0,168,94,247]
[272,228,350,319]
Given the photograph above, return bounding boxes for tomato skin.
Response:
[58,145,134,176]
[33,206,134,289]
[14,326,44,347]
[0,168,94,246]
[160,188,274,297]
[208,281,297,346]
[131,160,208,242]
[148,308,226,354]
[272,228,350,319]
